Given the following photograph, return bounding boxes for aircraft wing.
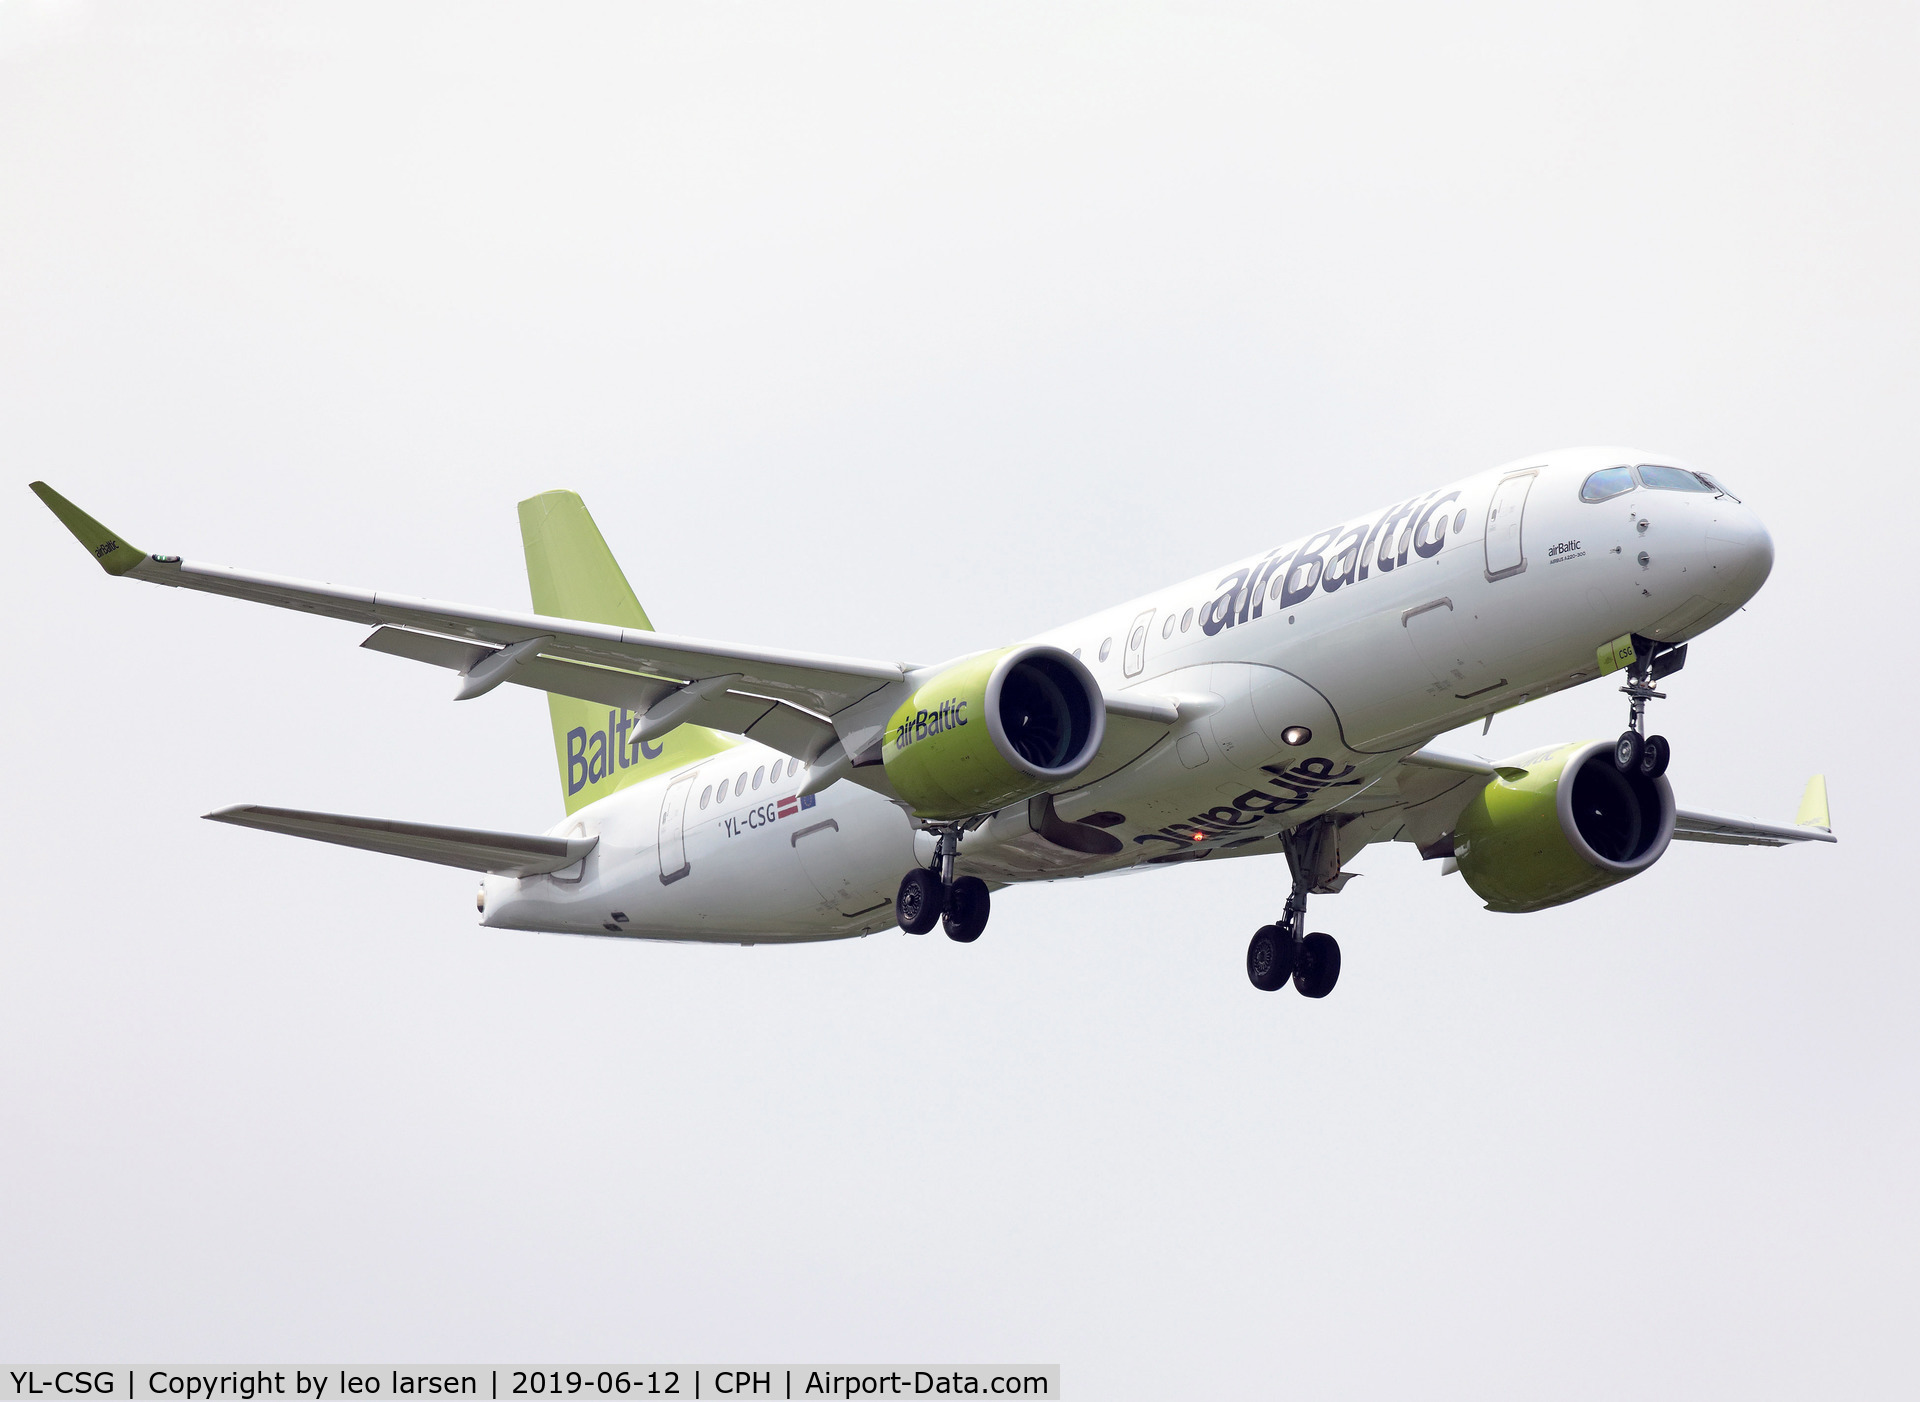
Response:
[31,482,909,722]
[1671,775,1836,846]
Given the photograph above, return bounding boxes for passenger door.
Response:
[657,770,697,884]
[1484,471,1536,580]
[1123,608,1156,677]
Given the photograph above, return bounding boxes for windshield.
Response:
[1580,466,1637,502]
[1637,464,1717,494]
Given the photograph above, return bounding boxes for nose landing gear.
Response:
[896,823,993,942]
[1615,634,1686,780]
[1245,820,1344,998]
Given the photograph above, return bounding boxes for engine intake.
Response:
[1453,739,1675,913]
[882,646,1106,819]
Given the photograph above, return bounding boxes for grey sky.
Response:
[5,3,1916,1396]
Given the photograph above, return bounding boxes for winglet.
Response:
[29,482,148,576]
[1796,774,1831,831]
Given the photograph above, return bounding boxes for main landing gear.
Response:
[1615,634,1687,780]
[896,824,991,943]
[1246,823,1342,998]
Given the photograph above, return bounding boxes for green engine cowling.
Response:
[1453,739,1676,913]
[882,645,1107,820]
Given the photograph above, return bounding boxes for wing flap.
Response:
[361,626,682,712]
[204,804,597,876]
[360,626,839,759]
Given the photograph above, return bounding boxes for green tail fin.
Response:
[517,490,735,813]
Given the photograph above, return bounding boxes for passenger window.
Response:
[736,773,747,795]
[1638,464,1716,493]
[1130,625,1147,651]
[1099,637,1113,661]
[752,765,765,789]
[787,758,800,778]
[1161,614,1175,639]
[1580,467,1637,502]
[1269,573,1283,601]
[700,785,711,809]
[1180,608,1193,632]
[1453,509,1467,533]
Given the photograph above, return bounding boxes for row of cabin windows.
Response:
[1076,507,1474,659]
[1080,606,1199,663]
[700,755,805,809]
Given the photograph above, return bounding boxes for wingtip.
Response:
[30,480,147,576]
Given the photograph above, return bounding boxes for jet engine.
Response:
[882,646,1106,820]
[1453,739,1675,913]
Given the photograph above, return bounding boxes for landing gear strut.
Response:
[1616,634,1685,780]
[896,823,992,943]
[1246,822,1342,998]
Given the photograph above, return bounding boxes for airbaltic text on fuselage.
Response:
[566,708,664,795]
[1198,488,1465,636]
[893,698,968,749]
[1134,756,1364,850]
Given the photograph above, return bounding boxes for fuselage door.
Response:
[658,770,696,884]
[1123,609,1156,678]
[1484,471,1537,580]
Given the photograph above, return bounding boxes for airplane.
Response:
[30,446,1835,997]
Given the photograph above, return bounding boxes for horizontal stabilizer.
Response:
[204,805,598,876]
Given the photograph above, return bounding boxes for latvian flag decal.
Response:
[778,794,800,819]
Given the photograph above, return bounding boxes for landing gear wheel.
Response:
[1247,924,1294,992]
[896,867,945,935]
[1638,733,1671,778]
[1614,729,1645,773]
[1293,932,1341,999]
[942,876,990,943]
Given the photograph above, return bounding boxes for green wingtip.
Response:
[1796,774,1831,830]
[30,481,147,576]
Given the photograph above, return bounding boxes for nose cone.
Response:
[1705,502,1775,607]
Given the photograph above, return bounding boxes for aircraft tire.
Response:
[943,876,990,943]
[896,867,945,935]
[1614,729,1645,773]
[1639,733,1671,778]
[1294,932,1341,999]
[1246,924,1293,992]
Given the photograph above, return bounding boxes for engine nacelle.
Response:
[1454,739,1676,913]
[882,645,1106,820]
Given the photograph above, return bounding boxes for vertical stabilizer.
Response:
[517,491,735,813]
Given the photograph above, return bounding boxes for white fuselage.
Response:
[480,447,1775,943]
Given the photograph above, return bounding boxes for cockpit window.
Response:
[1580,466,1637,502]
[1637,464,1716,493]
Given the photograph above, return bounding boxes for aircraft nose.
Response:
[1704,501,1774,606]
